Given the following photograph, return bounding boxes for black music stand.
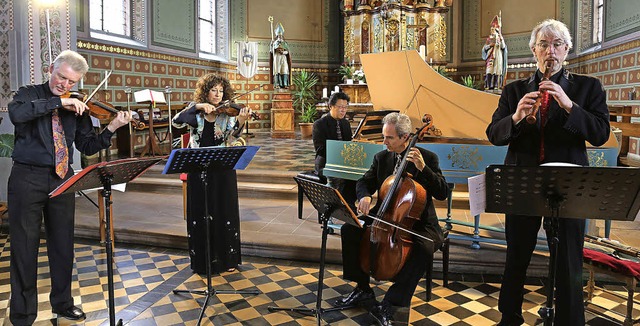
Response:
[485,164,640,326]
[162,146,260,326]
[50,157,162,326]
[268,176,362,325]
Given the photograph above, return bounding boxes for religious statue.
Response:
[482,12,508,90]
[269,19,292,89]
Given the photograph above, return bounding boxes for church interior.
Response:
[1,0,640,325]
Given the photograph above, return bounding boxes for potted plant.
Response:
[337,63,355,84]
[461,75,482,90]
[0,133,14,204]
[291,70,319,138]
[353,69,366,84]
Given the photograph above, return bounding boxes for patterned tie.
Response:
[52,109,68,178]
[393,154,402,174]
[336,120,343,140]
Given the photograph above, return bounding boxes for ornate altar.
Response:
[342,0,452,65]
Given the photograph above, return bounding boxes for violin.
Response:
[61,91,145,129]
[359,123,431,281]
[214,101,260,120]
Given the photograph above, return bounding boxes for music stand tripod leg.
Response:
[267,206,358,325]
[538,203,561,326]
[101,174,123,326]
[172,169,259,326]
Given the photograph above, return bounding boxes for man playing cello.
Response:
[334,112,449,325]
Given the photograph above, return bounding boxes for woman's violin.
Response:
[61,91,145,129]
[214,101,260,120]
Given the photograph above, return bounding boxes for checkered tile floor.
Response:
[243,134,315,172]
[0,233,636,325]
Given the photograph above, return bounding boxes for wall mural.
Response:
[229,0,341,64]
[151,0,196,51]
[462,0,572,62]
[604,0,640,41]
[0,0,13,110]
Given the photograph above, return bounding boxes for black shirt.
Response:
[8,82,115,166]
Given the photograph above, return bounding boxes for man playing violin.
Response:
[335,112,449,325]
[7,50,132,325]
[486,19,609,326]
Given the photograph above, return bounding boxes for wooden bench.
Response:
[583,247,640,325]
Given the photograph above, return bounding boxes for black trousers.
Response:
[340,222,440,307]
[498,215,585,326]
[8,163,75,325]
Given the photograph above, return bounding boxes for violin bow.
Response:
[216,84,266,109]
[82,70,113,104]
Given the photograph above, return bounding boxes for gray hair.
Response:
[382,112,412,138]
[528,19,573,51]
[52,50,89,75]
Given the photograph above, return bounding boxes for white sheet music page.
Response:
[468,174,486,217]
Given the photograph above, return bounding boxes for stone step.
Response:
[141,164,298,185]
[127,171,469,209]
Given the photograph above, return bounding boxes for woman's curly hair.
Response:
[193,73,235,103]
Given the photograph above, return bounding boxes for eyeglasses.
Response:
[334,105,349,109]
[535,41,566,51]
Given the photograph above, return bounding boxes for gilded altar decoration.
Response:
[433,16,447,59]
[344,19,355,62]
[341,1,451,64]
[342,143,367,167]
[447,146,482,170]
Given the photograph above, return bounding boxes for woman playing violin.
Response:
[335,113,449,326]
[172,73,252,274]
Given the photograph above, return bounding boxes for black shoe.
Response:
[371,301,394,326]
[334,287,375,307]
[53,305,86,320]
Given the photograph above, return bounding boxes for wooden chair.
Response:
[424,183,454,301]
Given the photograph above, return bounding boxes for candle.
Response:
[351,59,355,65]
[322,87,328,98]
[429,58,433,64]
[79,76,83,89]
[334,85,340,93]
[419,45,426,61]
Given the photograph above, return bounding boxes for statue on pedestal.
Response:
[269,18,292,90]
[482,12,508,90]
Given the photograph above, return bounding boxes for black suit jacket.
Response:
[356,147,449,238]
[312,113,352,172]
[486,68,610,166]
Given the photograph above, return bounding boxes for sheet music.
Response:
[468,173,486,217]
[134,89,167,104]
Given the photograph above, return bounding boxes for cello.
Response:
[359,123,432,281]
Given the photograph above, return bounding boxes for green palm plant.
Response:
[291,70,319,122]
[461,75,482,90]
[0,133,14,157]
